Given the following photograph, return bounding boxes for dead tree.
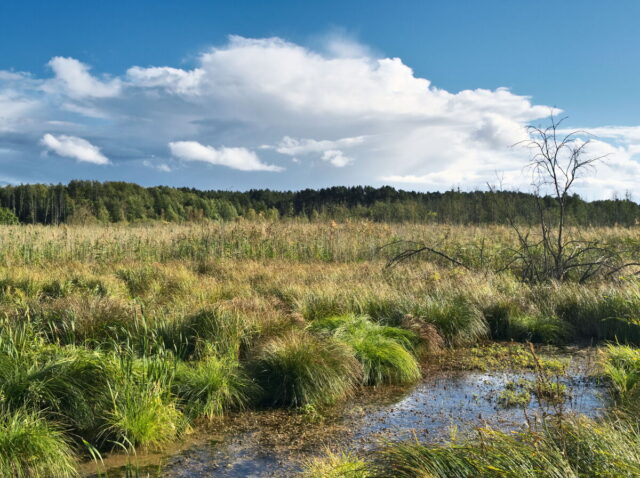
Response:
[382,115,640,283]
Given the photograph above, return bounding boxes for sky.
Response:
[1,0,639,199]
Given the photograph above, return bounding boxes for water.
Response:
[85,352,608,477]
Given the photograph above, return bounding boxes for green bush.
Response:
[0,207,18,225]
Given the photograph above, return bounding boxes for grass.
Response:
[0,222,637,474]
[252,329,362,407]
[369,417,640,477]
[173,353,255,420]
[302,449,370,478]
[0,409,77,478]
[101,381,188,451]
[310,315,421,385]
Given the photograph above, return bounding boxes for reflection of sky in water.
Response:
[103,368,608,478]
[353,371,607,444]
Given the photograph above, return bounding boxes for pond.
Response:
[84,348,608,477]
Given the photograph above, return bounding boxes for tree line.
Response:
[0,180,637,226]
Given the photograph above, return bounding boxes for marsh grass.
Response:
[370,417,640,478]
[311,315,421,385]
[0,223,636,475]
[302,449,370,478]
[0,409,77,478]
[252,329,361,407]
[173,353,255,420]
[101,381,187,451]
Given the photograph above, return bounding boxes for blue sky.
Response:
[1,1,639,198]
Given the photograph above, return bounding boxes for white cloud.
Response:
[41,133,110,165]
[143,160,172,172]
[46,57,121,98]
[169,141,283,172]
[274,135,366,156]
[321,150,353,167]
[0,36,638,197]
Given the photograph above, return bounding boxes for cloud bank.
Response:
[0,35,638,198]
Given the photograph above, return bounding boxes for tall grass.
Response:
[311,315,421,385]
[252,329,361,407]
[0,409,77,478]
[173,353,255,420]
[370,417,640,477]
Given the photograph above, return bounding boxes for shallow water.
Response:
[86,352,608,477]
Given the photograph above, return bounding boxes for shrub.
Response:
[0,409,77,478]
[311,315,421,386]
[252,329,361,407]
[0,207,18,225]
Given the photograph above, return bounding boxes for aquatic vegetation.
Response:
[311,314,421,385]
[371,417,640,477]
[302,450,370,478]
[0,409,77,478]
[497,380,531,408]
[252,329,361,407]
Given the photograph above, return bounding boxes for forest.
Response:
[0,180,638,226]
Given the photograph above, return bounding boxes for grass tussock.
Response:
[302,449,370,478]
[311,315,421,386]
[173,354,255,420]
[0,409,77,478]
[252,329,361,407]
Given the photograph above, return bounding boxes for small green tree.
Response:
[0,207,18,225]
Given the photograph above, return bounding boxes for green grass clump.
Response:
[173,354,255,420]
[371,417,640,477]
[553,286,640,343]
[162,307,253,360]
[411,296,487,346]
[0,344,115,437]
[601,344,640,407]
[311,315,421,386]
[252,329,361,408]
[484,298,570,344]
[102,381,187,451]
[0,409,77,478]
[302,450,370,477]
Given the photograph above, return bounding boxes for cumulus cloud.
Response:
[169,141,283,172]
[45,57,121,98]
[41,133,110,164]
[0,35,637,197]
